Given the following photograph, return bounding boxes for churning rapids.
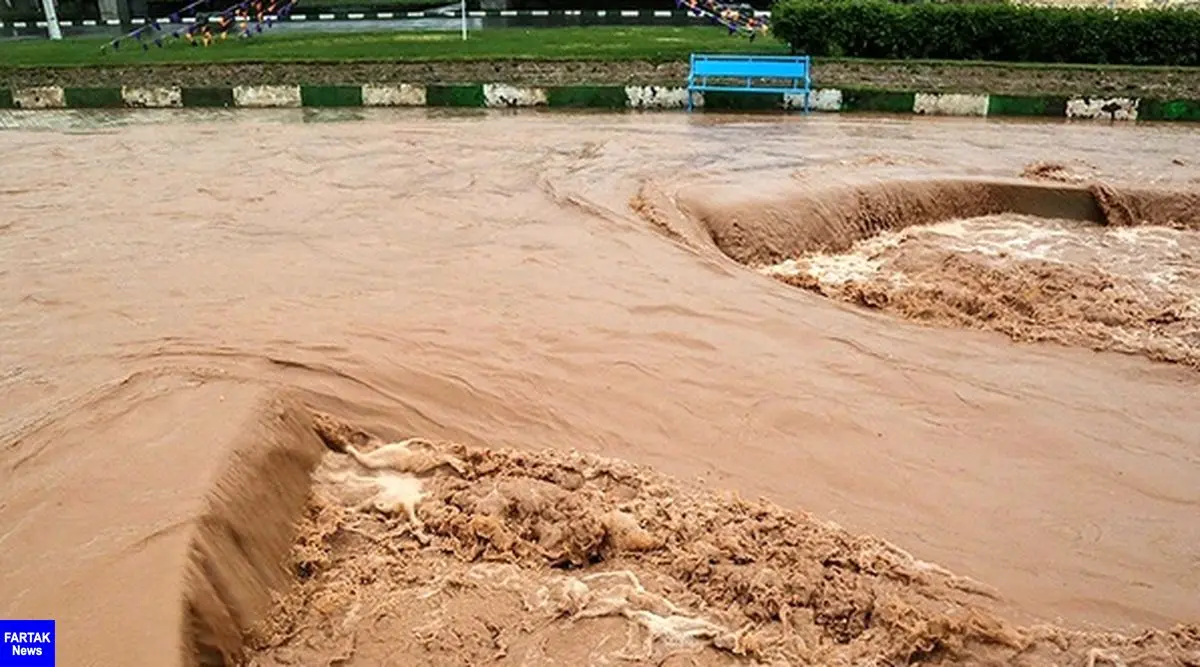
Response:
[0,109,1197,667]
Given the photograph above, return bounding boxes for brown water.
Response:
[1,109,1198,666]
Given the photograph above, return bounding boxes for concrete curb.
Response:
[2,84,1198,121]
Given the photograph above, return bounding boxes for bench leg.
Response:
[686,89,693,113]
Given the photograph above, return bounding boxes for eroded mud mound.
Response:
[245,417,1200,666]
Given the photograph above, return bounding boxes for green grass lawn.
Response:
[294,0,451,8]
[0,26,789,67]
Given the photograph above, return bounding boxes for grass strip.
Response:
[0,27,786,67]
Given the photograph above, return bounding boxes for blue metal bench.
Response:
[686,53,812,113]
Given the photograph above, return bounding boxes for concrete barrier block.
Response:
[233,85,302,108]
[913,92,990,117]
[483,84,548,107]
[14,86,66,109]
[625,86,690,109]
[1066,96,1139,121]
[122,86,183,108]
[361,84,426,107]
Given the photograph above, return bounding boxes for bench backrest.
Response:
[689,54,811,82]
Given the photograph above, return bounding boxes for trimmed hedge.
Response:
[771,0,1200,66]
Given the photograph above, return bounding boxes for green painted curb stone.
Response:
[425,84,486,107]
[545,86,627,109]
[64,87,123,109]
[181,87,235,108]
[987,95,1067,117]
[300,85,363,108]
[841,89,916,114]
[1138,98,1200,122]
[701,91,783,111]
[0,88,13,109]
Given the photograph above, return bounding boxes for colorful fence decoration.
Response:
[674,0,769,39]
[101,0,297,52]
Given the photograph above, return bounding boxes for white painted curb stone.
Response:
[361,83,426,107]
[233,85,302,108]
[913,92,989,117]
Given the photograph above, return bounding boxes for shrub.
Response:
[770,0,1200,66]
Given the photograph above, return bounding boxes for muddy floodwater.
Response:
[0,109,1198,666]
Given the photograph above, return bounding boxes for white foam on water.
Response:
[761,230,907,285]
[762,213,1200,304]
